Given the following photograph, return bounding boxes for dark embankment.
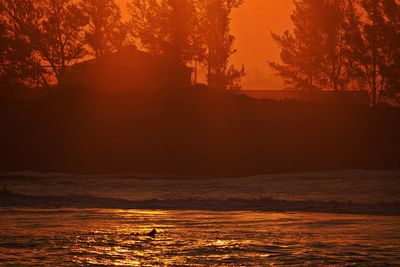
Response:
[1,86,400,176]
[1,190,399,216]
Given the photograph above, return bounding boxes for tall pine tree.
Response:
[382,0,400,103]
[270,0,363,91]
[199,0,245,90]
[2,0,88,84]
[128,0,203,66]
[0,0,49,87]
[38,0,88,83]
[359,0,400,104]
[80,0,127,62]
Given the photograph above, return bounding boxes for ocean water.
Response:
[1,170,400,266]
[1,208,400,266]
[1,169,400,203]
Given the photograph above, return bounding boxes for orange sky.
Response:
[231,0,293,89]
[117,0,294,89]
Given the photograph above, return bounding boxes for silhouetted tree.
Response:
[0,0,46,88]
[382,0,400,103]
[270,0,325,90]
[80,0,127,62]
[1,0,88,85]
[128,0,203,66]
[340,0,366,91]
[38,0,88,83]
[129,0,244,89]
[270,0,362,91]
[359,0,400,104]
[272,0,399,104]
[199,0,245,90]
[359,0,386,104]
[320,0,364,91]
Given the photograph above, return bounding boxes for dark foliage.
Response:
[271,0,400,105]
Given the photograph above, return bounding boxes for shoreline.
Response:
[1,191,399,216]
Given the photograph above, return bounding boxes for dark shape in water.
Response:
[146,229,157,238]
[129,229,157,238]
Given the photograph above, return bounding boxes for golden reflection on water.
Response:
[1,208,400,266]
[115,209,167,216]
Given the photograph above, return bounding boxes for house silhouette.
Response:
[62,46,193,92]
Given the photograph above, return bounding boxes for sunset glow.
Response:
[0,0,399,265]
[116,0,294,89]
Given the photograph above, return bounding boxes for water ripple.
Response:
[0,208,399,266]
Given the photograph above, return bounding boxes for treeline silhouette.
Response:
[0,0,244,94]
[270,0,400,105]
[1,0,399,104]
[0,0,400,176]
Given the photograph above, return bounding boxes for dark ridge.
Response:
[1,190,399,216]
[1,86,400,177]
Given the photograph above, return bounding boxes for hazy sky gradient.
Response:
[231,0,293,88]
[230,0,293,69]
